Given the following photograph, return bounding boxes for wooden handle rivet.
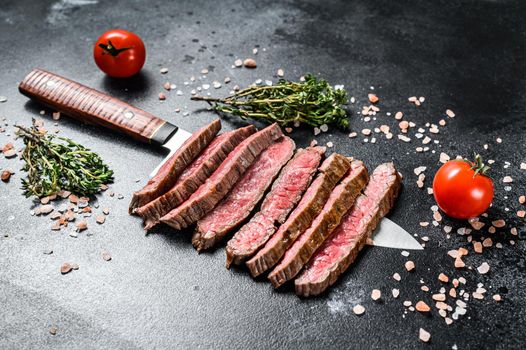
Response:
[124,111,134,119]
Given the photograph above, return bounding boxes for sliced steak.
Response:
[267,160,369,288]
[193,137,296,251]
[295,163,401,297]
[225,146,325,268]
[160,123,283,230]
[135,126,256,230]
[246,153,351,277]
[129,119,221,213]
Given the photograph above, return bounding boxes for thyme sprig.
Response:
[191,74,349,128]
[16,120,114,198]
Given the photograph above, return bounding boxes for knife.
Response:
[18,68,191,177]
[369,217,423,250]
[19,69,420,250]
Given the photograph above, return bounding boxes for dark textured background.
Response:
[1,0,525,349]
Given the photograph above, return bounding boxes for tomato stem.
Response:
[98,40,132,57]
[466,153,490,177]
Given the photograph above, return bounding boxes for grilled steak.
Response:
[246,153,351,277]
[193,137,296,251]
[160,123,283,230]
[295,163,401,297]
[268,160,368,288]
[225,146,325,268]
[135,126,256,230]
[129,119,221,213]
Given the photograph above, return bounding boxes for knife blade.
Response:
[368,217,423,250]
[18,69,192,173]
[149,128,192,177]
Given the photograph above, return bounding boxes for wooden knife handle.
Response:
[18,69,178,146]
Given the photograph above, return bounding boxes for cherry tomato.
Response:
[433,154,494,219]
[93,29,146,78]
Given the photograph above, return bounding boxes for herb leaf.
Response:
[16,120,114,198]
[192,74,349,128]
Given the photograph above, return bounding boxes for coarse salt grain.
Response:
[371,289,381,301]
[440,152,450,163]
[414,166,427,176]
[392,289,400,298]
[432,294,446,301]
[477,262,490,274]
[393,273,401,281]
[503,176,513,183]
[446,109,455,118]
[419,328,431,343]
[470,221,485,230]
[405,261,415,272]
[492,219,505,228]
[438,273,449,283]
[353,304,365,315]
[454,257,465,269]
[416,301,430,312]
[398,135,411,142]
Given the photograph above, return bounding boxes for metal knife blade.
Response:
[149,128,193,177]
[368,217,423,250]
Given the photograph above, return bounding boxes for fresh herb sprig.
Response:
[191,74,349,128]
[16,120,114,198]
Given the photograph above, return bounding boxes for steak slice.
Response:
[295,163,401,297]
[135,126,256,230]
[246,153,351,277]
[225,146,325,268]
[129,119,221,213]
[160,123,283,230]
[267,160,369,288]
[192,137,296,251]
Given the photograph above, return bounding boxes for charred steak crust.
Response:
[159,123,284,230]
[295,163,401,297]
[267,160,369,288]
[135,126,256,230]
[129,119,221,213]
[246,153,351,277]
[225,146,325,268]
[192,137,296,252]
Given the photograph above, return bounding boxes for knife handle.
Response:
[18,68,178,146]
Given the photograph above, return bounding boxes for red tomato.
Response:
[93,29,146,78]
[433,155,494,219]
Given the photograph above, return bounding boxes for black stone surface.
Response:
[1,0,525,349]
